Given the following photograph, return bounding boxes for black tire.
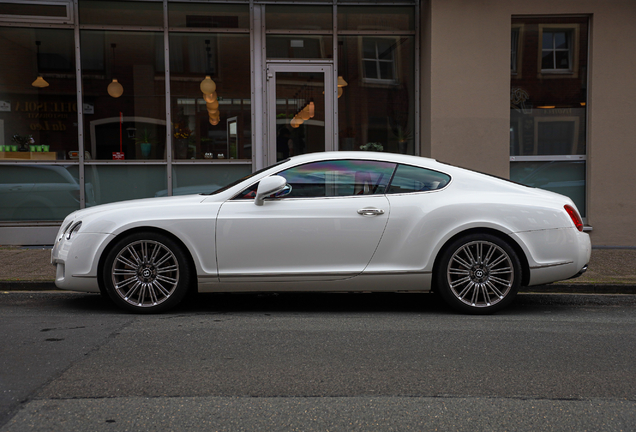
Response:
[436,233,521,314]
[102,232,192,313]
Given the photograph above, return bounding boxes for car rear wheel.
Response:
[102,232,191,313]
[436,233,521,314]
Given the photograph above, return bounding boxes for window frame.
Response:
[533,116,581,156]
[511,24,524,77]
[359,35,400,85]
[537,24,580,78]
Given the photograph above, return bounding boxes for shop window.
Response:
[78,0,162,27]
[338,35,415,155]
[168,3,249,29]
[0,164,81,220]
[337,6,414,31]
[266,35,332,60]
[511,17,588,216]
[169,33,251,160]
[0,1,73,24]
[0,27,78,161]
[266,5,332,31]
[80,30,166,161]
[84,165,166,206]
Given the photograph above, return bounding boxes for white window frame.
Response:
[537,24,580,78]
[0,0,73,24]
[360,36,399,85]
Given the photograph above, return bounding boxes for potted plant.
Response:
[360,142,384,152]
[11,134,34,152]
[134,128,155,159]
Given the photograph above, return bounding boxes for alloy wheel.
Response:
[446,240,514,308]
[111,240,180,308]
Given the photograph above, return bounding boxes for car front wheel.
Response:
[102,232,192,313]
[436,234,521,314]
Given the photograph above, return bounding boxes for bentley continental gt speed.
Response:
[51,152,591,314]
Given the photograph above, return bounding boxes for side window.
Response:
[234,183,258,199]
[387,164,450,194]
[276,160,397,198]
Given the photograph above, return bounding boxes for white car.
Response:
[51,152,590,314]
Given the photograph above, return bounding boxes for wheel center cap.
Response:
[142,268,152,278]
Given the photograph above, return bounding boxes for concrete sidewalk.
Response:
[1,245,635,293]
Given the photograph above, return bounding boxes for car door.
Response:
[216,159,396,282]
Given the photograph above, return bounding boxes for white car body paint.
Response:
[51,152,591,296]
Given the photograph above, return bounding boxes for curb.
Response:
[520,284,636,295]
[1,281,58,291]
[2,282,636,294]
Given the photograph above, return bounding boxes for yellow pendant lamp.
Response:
[337,76,348,99]
[32,41,49,88]
[108,44,123,98]
[200,75,216,94]
[32,76,49,88]
[203,92,217,103]
[107,79,124,98]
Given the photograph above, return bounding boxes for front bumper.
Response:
[51,232,112,293]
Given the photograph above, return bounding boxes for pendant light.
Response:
[201,40,220,126]
[299,106,311,121]
[31,41,49,88]
[203,92,217,103]
[107,44,123,98]
[337,76,348,99]
[200,75,216,94]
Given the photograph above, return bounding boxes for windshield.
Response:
[200,159,290,196]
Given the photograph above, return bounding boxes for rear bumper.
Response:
[513,227,591,286]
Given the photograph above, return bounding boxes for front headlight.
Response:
[66,221,82,240]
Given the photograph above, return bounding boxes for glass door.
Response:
[267,64,334,165]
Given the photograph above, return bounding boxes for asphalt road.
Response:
[1,291,635,431]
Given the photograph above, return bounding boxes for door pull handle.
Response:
[357,208,385,216]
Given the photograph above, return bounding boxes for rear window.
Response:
[386,164,451,194]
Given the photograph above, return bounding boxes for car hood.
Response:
[62,194,210,227]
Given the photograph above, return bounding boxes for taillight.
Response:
[564,205,583,232]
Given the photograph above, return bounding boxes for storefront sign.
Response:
[83,103,94,115]
[30,120,66,131]
[0,101,9,112]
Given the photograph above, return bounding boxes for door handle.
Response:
[357,208,385,216]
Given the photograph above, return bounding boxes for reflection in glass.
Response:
[170,33,251,160]
[275,71,325,161]
[84,165,166,206]
[169,164,251,197]
[79,0,163,26]
[0,164,81,221]
[510,17,588,213]
[266,35,332,59]
[277,160,396,197]
[338,36,415,154]
[266,5,332,30]
[510,161,585,216]
[168,3,249,29]
[81,31,166,160]
[0,27,78,160]
[338,6,415,31]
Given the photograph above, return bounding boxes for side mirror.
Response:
[255,175,287,206]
